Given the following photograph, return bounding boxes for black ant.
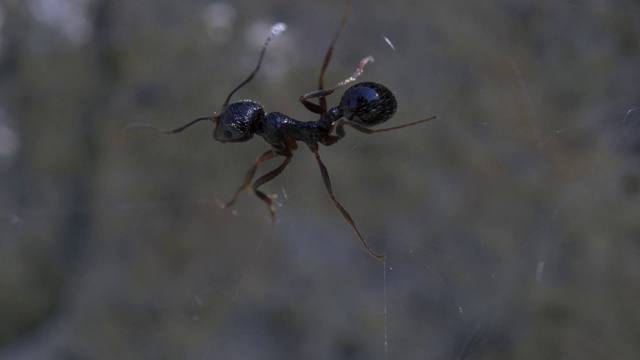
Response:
[127,0,437,261]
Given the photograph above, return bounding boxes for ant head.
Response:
[211,23,285,143]
[212,100,264,143]
[329,82,397,127]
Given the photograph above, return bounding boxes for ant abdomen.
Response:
[330,82,397,127]
[213,100,264,143]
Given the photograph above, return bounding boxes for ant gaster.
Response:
[128,0,437,261]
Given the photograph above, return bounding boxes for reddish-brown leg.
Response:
[309,143,386,261]
[251,151,293,222]
[334,115,438,138]
[312,0,352,113]
[300,56,374,114]
[222,149,278,208]
[222,148,294,222]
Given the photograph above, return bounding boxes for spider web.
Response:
[1,0,639,359]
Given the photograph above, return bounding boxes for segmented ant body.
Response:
[128,0,436,261]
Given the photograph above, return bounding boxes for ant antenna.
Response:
[222,22,287,107]
[125,116,214,136]
[125,23,286,138]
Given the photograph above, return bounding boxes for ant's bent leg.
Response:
[299,56,374,114]
[251,153,293,222]
[316,0,352,110]
[310,144,386,262]
[221,149,278,209]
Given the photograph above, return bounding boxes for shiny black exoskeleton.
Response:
[328,82,397,126]
[128,4,436,262]
[215,81,397,148]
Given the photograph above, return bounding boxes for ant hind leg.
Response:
[300,56,374,114]
[314,0,352,112]
[309,143,386,261]
[333,115,438,137]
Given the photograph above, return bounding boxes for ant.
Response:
[127,0,437,261]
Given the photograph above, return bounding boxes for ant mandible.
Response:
[128,0,437,261]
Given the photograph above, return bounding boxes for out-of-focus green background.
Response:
[1,0,638,359]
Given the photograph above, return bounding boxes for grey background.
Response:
[1,0,639,359]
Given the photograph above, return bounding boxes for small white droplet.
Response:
[0,124,19,158]
[381,34,396,52]
[271,22,287,37]
[215,199,226,208]
[10,214,21,225]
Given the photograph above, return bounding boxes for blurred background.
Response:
[1,0,639,359]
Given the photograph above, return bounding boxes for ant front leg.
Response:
[308,143,386,261]
[221,149,278,209]
[221,147,294,222]
[250,149,293,222]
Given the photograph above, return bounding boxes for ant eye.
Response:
[213,100,265,143]
[335,82,397,127]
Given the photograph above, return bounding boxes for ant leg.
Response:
[222,148,294,222]
[334,115,438,137]
[221,149,279,209]
[309,144,386,262]
[250,152,293,222]
[300,56,374,114]
[315,0,351,112]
